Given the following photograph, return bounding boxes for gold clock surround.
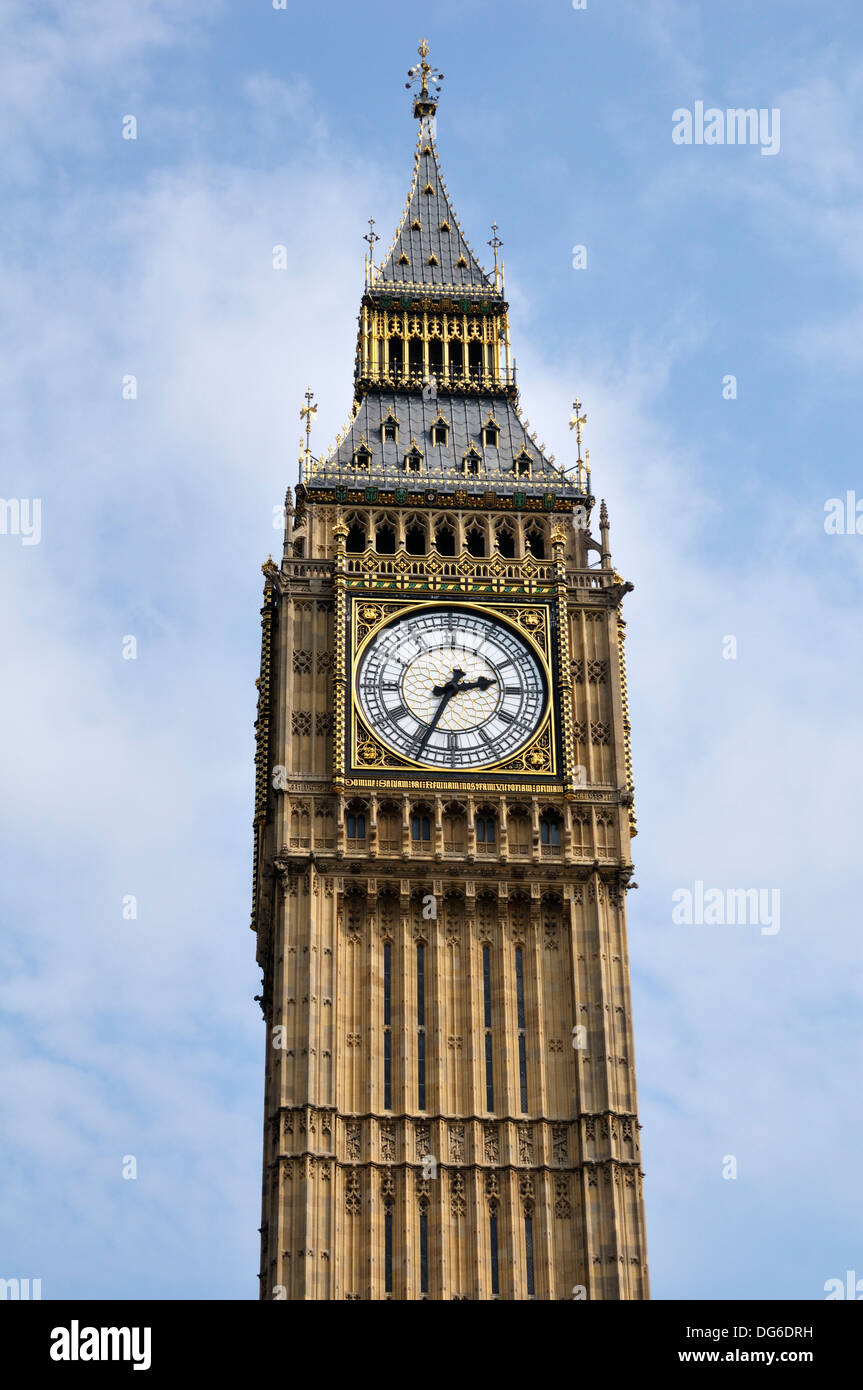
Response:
[345,597,559,784]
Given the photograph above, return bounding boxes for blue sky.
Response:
[2,0,862,1300]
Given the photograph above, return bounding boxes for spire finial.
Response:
[569,399,587,456]
[488,221,503,289]
[364,216,379,283]
[406,37,443,119]
[569,398,588,489]
[300,388,317,476]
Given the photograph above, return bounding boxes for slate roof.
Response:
[374,115,496,293]
[307,389,582,499]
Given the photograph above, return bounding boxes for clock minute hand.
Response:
[418,666,468,753]
[416,682,457,753]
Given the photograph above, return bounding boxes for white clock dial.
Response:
[355,606,546,770]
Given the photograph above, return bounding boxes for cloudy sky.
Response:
[2,0,861,1300]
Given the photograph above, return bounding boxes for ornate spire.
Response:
[569,398,588,491]
[299,388,317,473]
[406,38,443,119]
[363,216,380,286]
[302,48,591,505]
[488,222,503,290]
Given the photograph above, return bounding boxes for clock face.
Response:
[355,606,546,770]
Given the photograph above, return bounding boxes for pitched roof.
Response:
[307,389,582,499]
[374,115,495,292]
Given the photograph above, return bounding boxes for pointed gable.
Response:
[376,116,493,290]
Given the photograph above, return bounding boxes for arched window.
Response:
[525,521,547,560]
[508,806,531,857]
[389,333,404,381]
[346,515,367,553]
[346,800,368,843]
[375,517,397,554]
[290,804,310,848]
[377,802,401,853]
[495,521,516,559]
[476,807,497,852]
[540,810,562,854]
[404,445,423,473]
[443,803,467,854]
[431,416,449,447]
[405,518,427,555]
[465,520,486,557]
[434,517,456,556]
[571,813,589,854]
[595,811,615,858]
[314,803,335,849]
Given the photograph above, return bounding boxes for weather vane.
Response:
[300,388,317,473]
[364,216,380,282]
[569,399,587,454]
[569,398,589,490]
[406,38,443,112]
[488,222,503,286]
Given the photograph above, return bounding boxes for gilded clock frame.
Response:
[342,595,561,786]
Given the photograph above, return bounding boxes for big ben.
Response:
[252,41,649,1300]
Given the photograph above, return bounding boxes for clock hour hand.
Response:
[456,675,496,693]
[431,667,465,697]
[431,669,496,698]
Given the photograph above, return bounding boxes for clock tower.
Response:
[252,41,649,1300]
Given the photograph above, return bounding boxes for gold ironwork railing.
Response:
[355,365,516,394]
